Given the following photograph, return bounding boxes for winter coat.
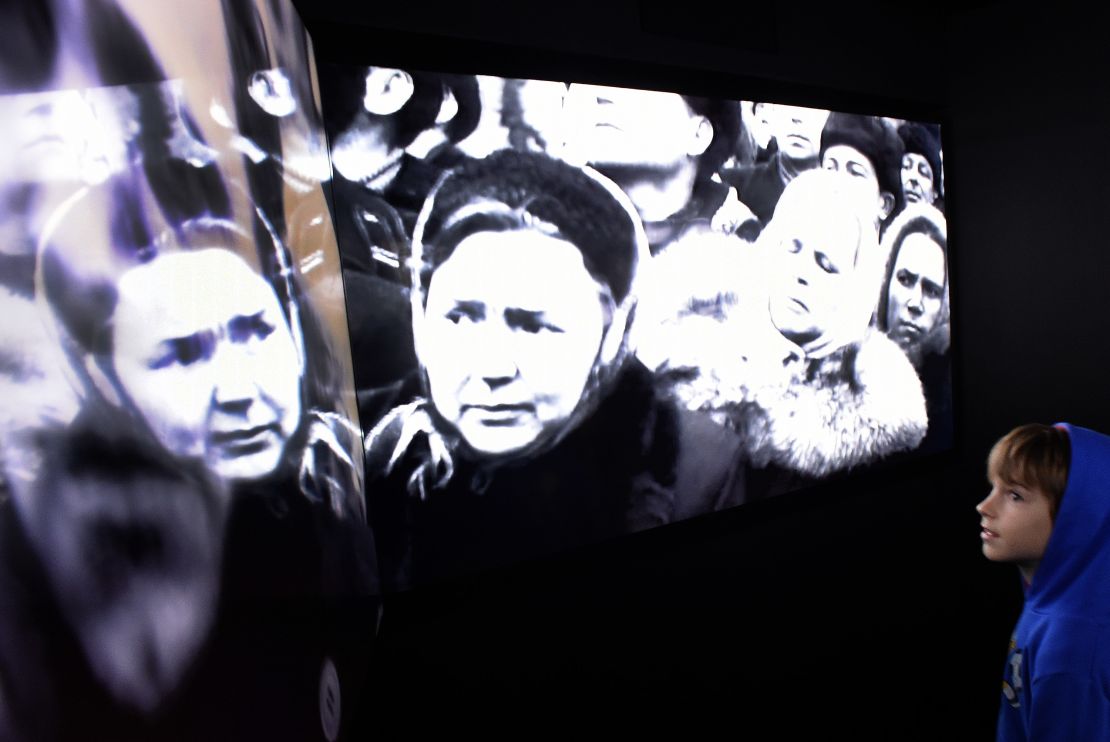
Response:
[365,363,747,591]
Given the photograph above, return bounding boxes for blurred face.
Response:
[0,89,112,188]
[422,229,607,458]
[768,104,829,161]
[767,207,860,343]
[977,475,1055,579]
[901,152,936,204]
[822,144,887,225]
[112,249,303,482]
[884,233,945,354]
[562,84,708,171]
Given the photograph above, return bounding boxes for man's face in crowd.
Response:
[901,152,936,205]
[768,104,829,162]
[767,204,860,344]
[421,228,606,458]
[562,84,710,173]
[884,232,946,355]
[111,248,303,482]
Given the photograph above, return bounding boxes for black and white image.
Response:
[318,66,952,588]
[0,3,375,740]
[317,66,950,586]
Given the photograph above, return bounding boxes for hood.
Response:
[1027,423,1110,618]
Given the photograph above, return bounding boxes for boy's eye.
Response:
[1008,490,1024,502]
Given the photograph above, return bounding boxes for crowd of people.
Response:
[319,66,953,587]
[0,4,954,737]
[0,2,374,740]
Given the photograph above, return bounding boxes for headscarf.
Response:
[365,150,650,498]
[34,164,362,520]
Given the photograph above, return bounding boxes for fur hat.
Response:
[897,121,942,195]
[820,112,905,209]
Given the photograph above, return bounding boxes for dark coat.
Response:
[366,363,747,592]
[0,418,378,742]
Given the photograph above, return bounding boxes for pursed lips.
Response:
[462,403,536,427]
[210,423,279,447]
[897,320,924,337]
[463,403,535,413]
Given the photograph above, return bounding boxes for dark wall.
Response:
[296,3,1108,736]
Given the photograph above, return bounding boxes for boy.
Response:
[978,423,1110,741]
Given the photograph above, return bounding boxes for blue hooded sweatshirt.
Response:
[996,423,1110,741]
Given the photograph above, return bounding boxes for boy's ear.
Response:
[363,68,415,116]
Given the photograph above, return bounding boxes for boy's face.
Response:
[977,476,1055,575]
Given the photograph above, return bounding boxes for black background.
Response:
[295,3,1110,737]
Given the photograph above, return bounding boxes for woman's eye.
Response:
[505,309,563,334]
[517,317,545,333]
[815,252,839,274]
[897,270,914,288]
[229,313,276,343]
[444,307,481,325]
[923,282,943,300]
[785,238,802,254]
[150,331,217,369]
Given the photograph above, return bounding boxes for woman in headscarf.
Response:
[365,149,746,591]
[1,158,375,741]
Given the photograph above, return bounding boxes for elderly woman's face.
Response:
[422,228,607,458]
[111,249,303,482]
[767,206,859,344]
[885,232,946,353]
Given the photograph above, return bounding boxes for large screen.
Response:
[318,64,953,592]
